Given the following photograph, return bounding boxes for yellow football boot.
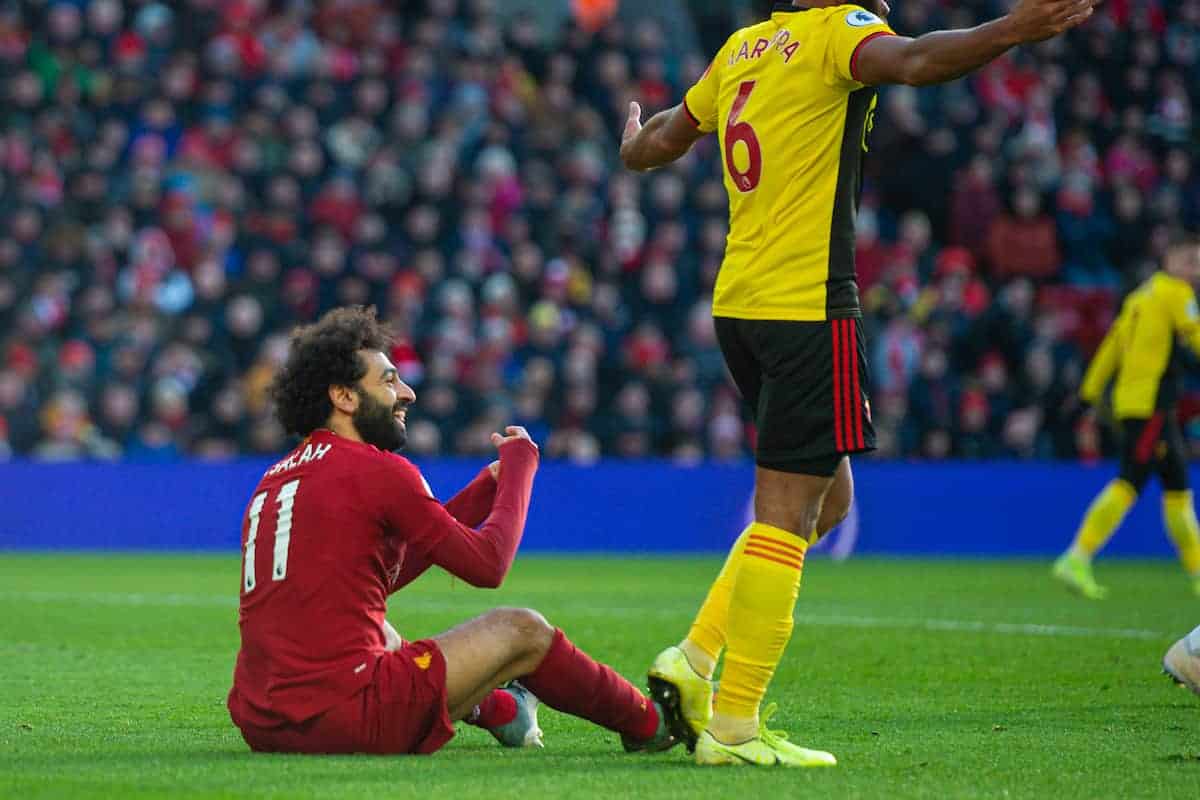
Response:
[647,645,712,751]
[1052,552,1108,599]
[695,704,837,768]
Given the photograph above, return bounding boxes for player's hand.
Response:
[1006,0,1095,43]
[490,426,537,451]
[488,460,500,480]
[620,101,643,153]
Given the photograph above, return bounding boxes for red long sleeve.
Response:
[388,467,499,592]
[425,440,538,588]
[443,467,498,528]
[375,441,538,590]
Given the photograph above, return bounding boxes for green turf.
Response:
[0,554,1197,799]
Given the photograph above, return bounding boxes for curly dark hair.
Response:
[270,306,394,437]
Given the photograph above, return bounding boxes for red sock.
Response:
[521,629,659,741]
[466,689,518,729]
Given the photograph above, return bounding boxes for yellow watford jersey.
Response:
[685,2,894,321]
[1081,272,1200,418]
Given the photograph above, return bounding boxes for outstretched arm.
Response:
[620,101,707,172]
[854,0,1094,87]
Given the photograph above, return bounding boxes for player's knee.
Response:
[495,607,554,655]
[816,493,851,537]
[768,496,825,538]
[1117,469,1148,495]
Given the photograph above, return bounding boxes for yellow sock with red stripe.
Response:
[1069,479,1137,559]
[684,524,822,681]
[714,522,806,722]
[1163,490,1200,577]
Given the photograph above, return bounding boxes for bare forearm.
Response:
[898,18,1021,86]
[858,0,1093,87]
[621,109,691,172]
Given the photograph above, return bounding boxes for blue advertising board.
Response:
[0,459,1181,557]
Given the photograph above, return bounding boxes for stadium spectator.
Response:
[986,187,1061,280]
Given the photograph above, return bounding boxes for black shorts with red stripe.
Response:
[714,316,876,477]
[1118,412,1188,492]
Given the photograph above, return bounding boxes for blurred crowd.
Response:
[1,0,1198,463]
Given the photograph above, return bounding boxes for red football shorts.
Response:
[235,639,456,755]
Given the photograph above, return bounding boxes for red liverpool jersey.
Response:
[228,429,537,727]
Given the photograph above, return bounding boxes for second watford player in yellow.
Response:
[620,0,1095,770]
[1055,233,1200,599]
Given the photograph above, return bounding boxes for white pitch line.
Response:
[0,590,238,608]
[797,613,1168,641]
[0,591,1171,641]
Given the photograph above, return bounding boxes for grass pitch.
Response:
[1,554,1197,799]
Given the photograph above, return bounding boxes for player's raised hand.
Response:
[490,425,537,451]
[1006,0,1095,43]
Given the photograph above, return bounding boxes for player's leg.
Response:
[707,461,832,748]
[1157,413,1200,595]
[701,318,869,766]
[1054,416,1151,598]
[679,528,748,680]
[655,319,871,766]
[650,317,764,743]
[813,456,853,543]
[434,608,684,751]
[670,457,851,695]
[433,608,555,719]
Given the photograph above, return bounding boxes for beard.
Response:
[352,389,407,452]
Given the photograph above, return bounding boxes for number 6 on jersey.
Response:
[243,479,301,593]
[725,80,762,193]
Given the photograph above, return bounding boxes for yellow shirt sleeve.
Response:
[684,44,724,133]
[1167,281,1200,356]
[824,5,896,88]
[1080,323,1122,406]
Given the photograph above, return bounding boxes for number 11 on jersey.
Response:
[243,479,301,593]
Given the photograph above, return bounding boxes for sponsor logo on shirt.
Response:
[846,9,883,26]
[414,652,433,670]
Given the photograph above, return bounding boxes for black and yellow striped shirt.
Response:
[685,3,894,321]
